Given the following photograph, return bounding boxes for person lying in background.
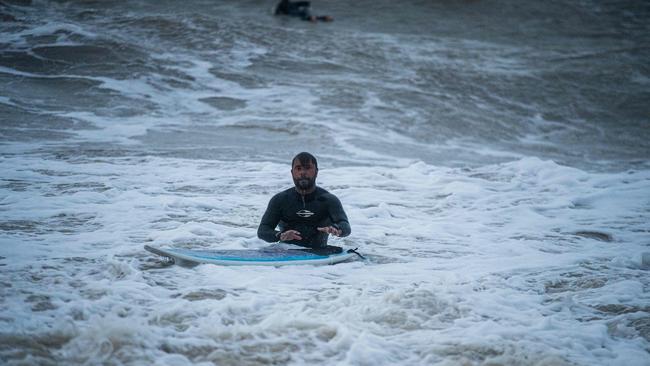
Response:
[274,0,333,22]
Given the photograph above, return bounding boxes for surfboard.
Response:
[144,244,361,266]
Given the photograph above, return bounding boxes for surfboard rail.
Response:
[144,245,358,266]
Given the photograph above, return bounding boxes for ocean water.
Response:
[1,0,649,365]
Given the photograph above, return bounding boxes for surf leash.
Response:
[347,247,365,260]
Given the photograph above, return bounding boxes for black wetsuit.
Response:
[257,186,351,248]
[274,0,312,20]
[275,0,332,21]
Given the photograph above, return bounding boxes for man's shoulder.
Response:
[315,186,330,195]
[315,187,340,201]
[271,187,338,201]
[271,187,296,200]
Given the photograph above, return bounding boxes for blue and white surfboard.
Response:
[144,245,360,266]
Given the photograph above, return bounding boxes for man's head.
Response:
[291,152,318,192]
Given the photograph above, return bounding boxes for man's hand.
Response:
[317,226,342,237]
[279,230,302,241]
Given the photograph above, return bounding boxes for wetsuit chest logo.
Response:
[296,209,314,218]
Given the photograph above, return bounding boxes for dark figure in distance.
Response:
[274,0,333,22]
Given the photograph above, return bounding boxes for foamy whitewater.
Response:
[1,1,649,365]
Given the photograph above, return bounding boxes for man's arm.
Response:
[257,194,282,243]
[325,194,351,237]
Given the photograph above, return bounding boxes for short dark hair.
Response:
[291,152,318,170]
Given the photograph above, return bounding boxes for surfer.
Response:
[258,152,351,248]
[273,0,333,22]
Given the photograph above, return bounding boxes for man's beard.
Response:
[294,176,316,191]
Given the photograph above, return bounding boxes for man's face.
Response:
[292,160,317,191]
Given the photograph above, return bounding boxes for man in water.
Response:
[274,0,333,22]
[257,152,350,248]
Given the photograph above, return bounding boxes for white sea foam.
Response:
[1,154,648,365]
[0,20,97,50]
